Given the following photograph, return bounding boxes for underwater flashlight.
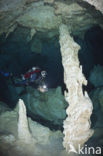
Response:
[38,82,48,93]
[43,84,47,89]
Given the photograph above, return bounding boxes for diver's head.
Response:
[41,71,47,78]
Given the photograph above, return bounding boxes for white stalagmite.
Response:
[59,24,94,153]
[18,99,33,144]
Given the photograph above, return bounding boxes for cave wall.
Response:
[0,0,103,155]
[0,0,103,38]
[83,0,103,14]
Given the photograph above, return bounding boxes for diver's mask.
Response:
[41,71,47,78]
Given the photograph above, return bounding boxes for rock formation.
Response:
[16,4,62,32]
[44,0,54,4]
[30,28,36,40]
[22,87,67,126]
[54,1,103,38]
[89,65,103,87]
[0,99,64,156]
[0,101,11,114]
[83,0,103,14]
[90,87,103,114]
[30,38,42,53]
[0,0,103,38]
[17,99,34,144]
[0,0,103,155]
[59,24,94,153]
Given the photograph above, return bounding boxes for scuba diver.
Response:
[0,67,48,92]
[20,67,41,85]
[15,67,48,92]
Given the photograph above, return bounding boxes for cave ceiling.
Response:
[0,0,103,38]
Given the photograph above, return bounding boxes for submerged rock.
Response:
[0,110,18,137]
[0,0,26,35]
[89,87,103,128]
[0,99,65,156]
[89,88,101,112]
[21,87,67,125]
[83,0,103,14]
[44,0,54,5]
[28,117,63,146]
[89,65,103,87]
[0,0,103,38]
[54,1,103,37]
[0,101,11,114]
[90,87,103,114]
[17,5,62,32]
[30,38,42,53]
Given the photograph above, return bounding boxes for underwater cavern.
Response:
[0,0,103,156]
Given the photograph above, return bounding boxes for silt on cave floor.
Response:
[0,0,103,156]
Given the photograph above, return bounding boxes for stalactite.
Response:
[30,28,36,41]
[59,24,94,153]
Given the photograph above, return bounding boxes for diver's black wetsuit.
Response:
[0,70,47,91]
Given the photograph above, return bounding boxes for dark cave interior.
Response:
[0,25,103,104]
[74,25,103,91]
[0,25,103,130]
[0,26,64,107]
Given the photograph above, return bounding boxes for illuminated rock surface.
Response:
[44,0,54,4]
[83,0,103,13]
[22,87,67,125]
[0,99,64,156]
[16,4,62,32]
[0,0,103,37]
[0,0,103,155]
[59,24,94,153]
[0,101,11,114]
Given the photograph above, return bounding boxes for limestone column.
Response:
[18,99,33,144]
[59,24,94,153]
